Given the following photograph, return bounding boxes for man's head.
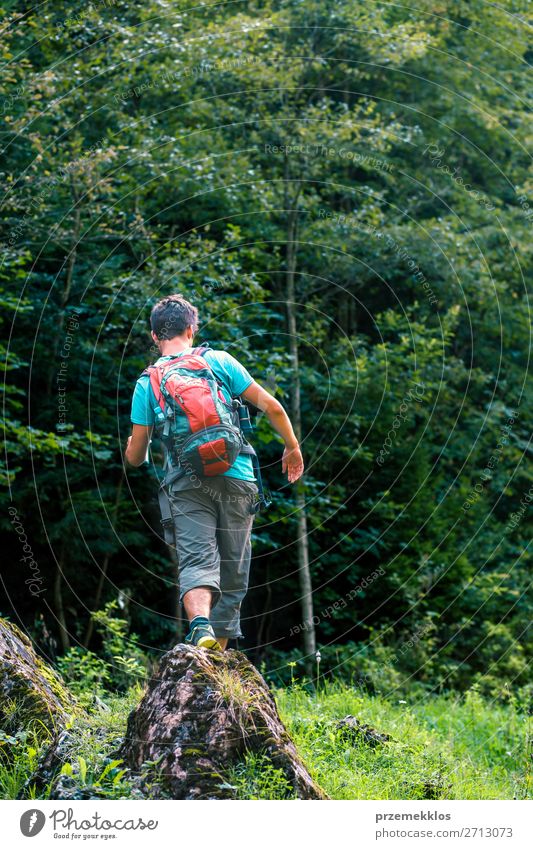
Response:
[150,294,198,346]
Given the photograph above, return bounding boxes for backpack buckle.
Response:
[162,406,175,439]
[250,489,272,515]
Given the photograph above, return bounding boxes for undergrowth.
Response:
[2,669,529,800]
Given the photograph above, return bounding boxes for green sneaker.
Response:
[185,619,222,651]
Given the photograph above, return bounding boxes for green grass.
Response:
[0,686,142,800]
[228,752,298,800]
[273,681,531,800]
[2,679,529,800]
[0,732,41,800]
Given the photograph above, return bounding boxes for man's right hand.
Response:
[282,445,304,483]
[124,425,153,467]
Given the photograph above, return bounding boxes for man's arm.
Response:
[241,381,304,483]
[124,424,153,467]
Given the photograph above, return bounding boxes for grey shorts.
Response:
[168,475,258,639]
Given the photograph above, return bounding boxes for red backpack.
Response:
[143,345,244,477]
[142,345,270,544]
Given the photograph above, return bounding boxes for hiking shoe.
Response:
[185,619,222,651]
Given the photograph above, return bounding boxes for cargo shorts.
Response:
[168,475,258,640]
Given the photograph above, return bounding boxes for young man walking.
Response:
[125,294,304,651]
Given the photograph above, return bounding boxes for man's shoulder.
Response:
[202,347,242,363]
[135,369,152,385]
[203,348,253,391]
[202,348,232,366]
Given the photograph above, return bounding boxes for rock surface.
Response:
[120,644,328,799]
[335,714,395,747]
[0,618,76,738]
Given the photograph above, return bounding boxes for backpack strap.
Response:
[158,484,176,546]
[191,342,211,356]
[158,463,188,546]
[238,439,272,513]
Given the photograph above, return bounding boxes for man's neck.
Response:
[158,336,193,356]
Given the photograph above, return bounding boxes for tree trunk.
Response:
[119,644,328,799]
[284,156,316,671]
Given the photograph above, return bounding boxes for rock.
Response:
[335,715,394,747]
[120,645,328,799]
[25,721,123,800]
[0,618,77,740]
[421,776,452,800]
[23,728,76,797]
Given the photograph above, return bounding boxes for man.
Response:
[125,294,304,651]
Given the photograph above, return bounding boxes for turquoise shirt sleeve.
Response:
[130,375,156,425]
[208,351,254,398]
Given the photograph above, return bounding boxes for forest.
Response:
[0,0,531,801]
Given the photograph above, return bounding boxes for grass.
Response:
[1,678,529,800]
[0,686,142,800]
[0,732,41,799]
[273,680,531,800]
[228,752,298,800]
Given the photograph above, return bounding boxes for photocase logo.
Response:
[20,809,46,837]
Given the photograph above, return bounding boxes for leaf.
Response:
[78,756,87,784]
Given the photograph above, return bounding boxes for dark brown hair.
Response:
[150,294,198,339]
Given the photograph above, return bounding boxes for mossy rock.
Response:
[120,644,328,799]
[0,618,77,740]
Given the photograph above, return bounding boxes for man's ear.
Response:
[151,330,159,344]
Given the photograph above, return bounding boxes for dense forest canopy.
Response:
[1,0,531,696]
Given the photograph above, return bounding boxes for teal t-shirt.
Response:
[130,347,255,482]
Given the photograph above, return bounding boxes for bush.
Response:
[90,601,149,692]
[56,601,149,698]
[264,638,406,696]
[57,647,110,697]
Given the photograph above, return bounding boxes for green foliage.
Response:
[57,648,111,698]
[56,602,148,700]
[228,752,298,800]
[59,756,129,795]
[90,601,148,691]
[265,639,403,694]
[6,677,527,801]
[0,730,41,800]
[0,0,531,699]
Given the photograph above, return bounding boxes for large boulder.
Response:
[0,618,76,740]
[120,645,328,799]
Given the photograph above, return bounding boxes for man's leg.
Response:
[210,478,257,648]
[182,586,214,621]
[169,479,222,645]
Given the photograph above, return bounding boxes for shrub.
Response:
[57,647,110,697]
[90,601,149,692]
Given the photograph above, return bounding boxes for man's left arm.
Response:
[241,381,304,483]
